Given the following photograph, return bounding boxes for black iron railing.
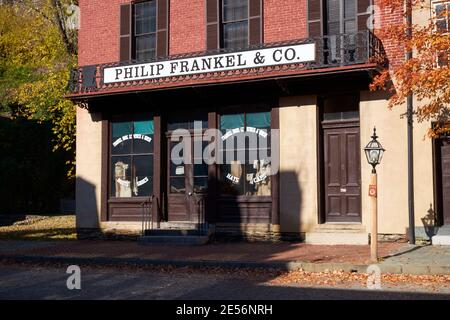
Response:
[193,193,208,236]
[141,195,155,237]
[313,31,385,67]
[69,30,386,95]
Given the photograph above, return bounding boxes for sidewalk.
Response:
[0,239,449,275]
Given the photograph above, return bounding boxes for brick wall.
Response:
[169,0,206,55]
[375,1,405,68]
[78,0,129,66]
[78,0,403,68]
[264,0,307,43]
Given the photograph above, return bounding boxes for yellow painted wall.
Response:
[75,107,102,229]
[360,91,434,234]
[279,96,319,233]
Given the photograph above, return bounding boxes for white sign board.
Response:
[103,43,316,84]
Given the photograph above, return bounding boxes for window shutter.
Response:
[156,0,169,57]
[308,0,323,37]
[357,0,372,31]
[119,4,132,62]
[206,0,220,50]
[248,0,262,45]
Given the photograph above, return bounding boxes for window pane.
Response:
[134,120,154,135]
[344,0,356,19]
[436,19,447,32]
[168,114,208,131]
[168,120,190,131]
[221,113,245,131]
[133,155,153,196]
[133,120,154,154]
[219,112,273,196]
[112,122,132,137]
[327,0,340,23]
[220,162,244,195]
[244,162,272,196]
[111,156,132,197]
[170,163,185,177]
[224,21,248,49]
[136,34,156,61]
[246,112,271,129]
[436,4,444,18]
[135,1,156,35]
[110,118,154,198]
[223,0,248,22]
[323,94,360,120]
[344,20,356,34]
[112,122,132,154]
[328,22,340,36]
[194,163,208,177]
[170,177,186,193]
[194,177,208,193]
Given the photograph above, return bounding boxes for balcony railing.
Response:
[69,30,386,95]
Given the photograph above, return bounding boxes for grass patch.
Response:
[0,215,76,240]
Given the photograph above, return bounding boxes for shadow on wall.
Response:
[75,176,100,235]
[420,203,438,239]
[279,171,302,239]
[214,169,303,241]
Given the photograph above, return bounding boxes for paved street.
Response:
[0,262,449,300]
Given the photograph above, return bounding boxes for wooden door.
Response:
[167,136,193,221]
[438,139,450,225]
[324,125,361,222]
[166,136,209,222]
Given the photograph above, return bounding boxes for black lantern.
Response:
[364,127,385,173]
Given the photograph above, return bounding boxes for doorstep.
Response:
[432,226,450,245]
[305,224,369,245]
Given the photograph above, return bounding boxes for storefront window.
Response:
[219,112,271,196]
[110,120,154,198]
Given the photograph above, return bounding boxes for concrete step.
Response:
[432,234,450,245]
[306,224,368,245]
[138,235,210,245]
[143,229,203,237]
[431,226,450,245]
[305,232,369,245]
[313,224,366,233]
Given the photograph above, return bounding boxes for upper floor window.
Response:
[134,1,157,61]
[222,0,249,49]
[434,1,450,33]
[120,0,168,62]
[433,1,449,66]
[308,0,371,38]
[206,0,262,50]
[326,0,357,35]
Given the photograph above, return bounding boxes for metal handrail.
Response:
[141,195,154,237]
[192,192,207,236]
[69,31,386,94]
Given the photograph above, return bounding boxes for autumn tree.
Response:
[0,0,78,176]
[370,0,450,136]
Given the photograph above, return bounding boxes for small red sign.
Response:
[369,185,377,197]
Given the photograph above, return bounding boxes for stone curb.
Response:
[1,254,449,275]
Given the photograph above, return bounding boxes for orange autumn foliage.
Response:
[370,0,450,137]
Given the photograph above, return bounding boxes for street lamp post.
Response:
[364,127,385,263]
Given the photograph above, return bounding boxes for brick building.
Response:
[69,0,449,244]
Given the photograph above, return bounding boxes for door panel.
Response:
[439,139,450,225]
[324,125,361,222]
[166,133,208,222]
[167,143,192,221]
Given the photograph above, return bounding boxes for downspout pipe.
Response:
[406,0,416,244]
